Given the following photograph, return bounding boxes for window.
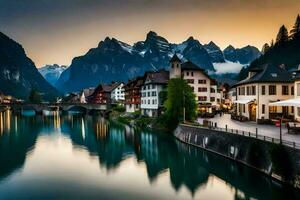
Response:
[198,87,207,92]
[152,85,155,89]
[210,97,215,102]
[148,85,150,90]
[152,91,157,96]
[242,104,245,113]
[187,79,194,84]
[148,92,150,97]
[246,86,250,95]
[198,96,207,101]
[282,85,289,95]
[252,86,256,95]
[292,106,294,113]
[269,106,277,113]
[152,99,155,104]
[148,100,150,104]
[262,104,265,114]
[186,71,189,76]
[292,86,294,95]
[269,85,276,95]
[191,72,194,77]
[210,88,216,93]
[198,79,206,84]
[261,85,265,95]
[239,87,245,95]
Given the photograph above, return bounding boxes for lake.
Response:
[0,110,299,199]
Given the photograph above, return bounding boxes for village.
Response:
[2,54,300,145]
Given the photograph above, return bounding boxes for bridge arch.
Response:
[67,105,88,114]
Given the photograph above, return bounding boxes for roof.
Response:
[233,64,293,87]
[169,54,181,63]
[144,70,169,85]
[124,76,145,89]
[181,61,215,82]
[181,61,205,71]
[81,88,95,97]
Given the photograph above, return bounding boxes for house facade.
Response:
[233,65,294,122]
[140,70,169,117]
[111,82,125,103]
[169,54,222,114]
[88,83,120,104]
[124,77,144,113]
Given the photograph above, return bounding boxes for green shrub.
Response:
[113,105,126,113]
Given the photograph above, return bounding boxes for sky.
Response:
[0,0,299,67]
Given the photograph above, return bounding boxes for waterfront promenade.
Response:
[198,114,300,144]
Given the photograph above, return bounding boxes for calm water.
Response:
[0,110,299,200]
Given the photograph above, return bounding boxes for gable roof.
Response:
[144,70,169,85]
[181,61,215,82]
[170,54,181,63]
[233,64,293,87]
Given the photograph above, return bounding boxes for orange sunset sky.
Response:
[0,0,299,67]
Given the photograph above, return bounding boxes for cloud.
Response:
[213,61,245,74]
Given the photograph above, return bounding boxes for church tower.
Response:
[169,54,182,79]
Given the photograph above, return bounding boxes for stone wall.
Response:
[174,124,300,188]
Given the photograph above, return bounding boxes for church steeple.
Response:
[169,54,182,79]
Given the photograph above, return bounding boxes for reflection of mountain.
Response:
[0,114,298,199]
[0,113,40,181]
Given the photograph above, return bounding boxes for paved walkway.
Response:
[197,114,300,144]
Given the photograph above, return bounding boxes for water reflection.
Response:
[0,113,299,199]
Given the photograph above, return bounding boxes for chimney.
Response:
[279,64,286,70]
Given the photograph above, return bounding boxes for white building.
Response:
[233,64,294,122]
[111,82,125,103]
[79,88,95,103]
[140,70,169,117]
[169,54,222,114]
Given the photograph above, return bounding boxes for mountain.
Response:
[203,41,225,63]
[174,37,215,71]
[56,37,149,92]
[39,64,67,86]
[223,45,261,64]
[250,37,300,70]
[56,31,259,93]
[0,32,58,99]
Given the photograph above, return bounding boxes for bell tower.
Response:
[169,54,182,79]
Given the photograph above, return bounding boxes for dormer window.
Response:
[271,73,277,77]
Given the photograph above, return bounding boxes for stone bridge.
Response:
[3,103,111,116]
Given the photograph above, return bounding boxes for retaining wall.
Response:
[174,124,300,188]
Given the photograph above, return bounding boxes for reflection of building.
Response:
[124,77,144,113]
[95,118,109,139]
[169,54,222,114]
[140,70,169,117]
[232,64,294,122]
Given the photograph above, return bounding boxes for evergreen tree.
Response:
[163,78,197,130]
[28,89,42,103]
[270,39,274,47]
[290,14,300,40]
[276,25,289,44]
[261,43,270,54]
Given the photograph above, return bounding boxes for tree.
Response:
[163,78,197,130]
[276,25,289,44]
[290,14,300,40]
[28,89,42,103]
[270,39,274,47]
[261,43,270,54]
